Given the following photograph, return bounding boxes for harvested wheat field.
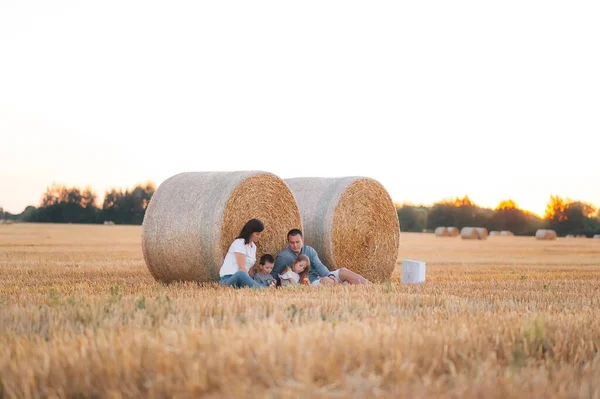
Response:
[1,224,600,398]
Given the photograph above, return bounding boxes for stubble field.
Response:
[1,223,599,398]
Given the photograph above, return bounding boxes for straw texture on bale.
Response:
[535,229,557,240]
[476,227,488,240]
[500,230,514,236]
[447,227,459,237]
[434,227,449,237]
[460,227,479,240]
[142,171,302,283]
[489,231,501,236]
[285,177,400,282]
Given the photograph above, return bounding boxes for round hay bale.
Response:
[476,227,488,240]
[285,177,400,282]
[434,227,449,237]
[460,227,479,239]
[593,234,600,239]
[576,234,587,238]
[447,227,459,237]
[500,230,514,236]
[535,229,557,240]
[142,171,302,283]
[489,231,501,236]
[565,234,575,238]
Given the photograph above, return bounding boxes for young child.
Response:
[279,254,311,287]
[252,254,276,287]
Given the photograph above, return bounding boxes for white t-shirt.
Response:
[219,238,257,277]
[279,269,300,286]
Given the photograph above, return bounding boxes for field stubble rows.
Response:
[1,224,599,398]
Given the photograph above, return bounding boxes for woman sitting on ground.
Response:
[219,218,266,289]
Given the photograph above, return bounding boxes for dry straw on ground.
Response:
[535,229,557,240]
[447,226,459,236]
[460,227,479,240]
[285,177,400,282]
[434,227,449,237]
[2,225,600,398]
[142,171,302,283]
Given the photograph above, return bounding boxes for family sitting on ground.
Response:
[219,218,371,289]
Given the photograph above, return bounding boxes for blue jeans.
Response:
[220,271,262,289]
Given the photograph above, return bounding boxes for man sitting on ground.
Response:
[272,229,370,286]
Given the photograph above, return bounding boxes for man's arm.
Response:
[306,246,331,277]
[272,250,292,279]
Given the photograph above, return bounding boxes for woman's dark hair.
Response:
[237,218,265,244]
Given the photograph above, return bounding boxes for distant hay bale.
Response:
[594,234,600,239]
[285,177,400,282]
[434,227,449,237]
[142,171,302,283]
[476,227,488,240]
[500,230,514,236]
[460,227,479,240]
[565,234,575,238]
[489,231,501,236]
[535,229,557,240]
[576,234,587,238]
[447,227,459,237]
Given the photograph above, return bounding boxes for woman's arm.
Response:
[235,252,247,273]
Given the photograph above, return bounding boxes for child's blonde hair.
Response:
[287,254,310,284]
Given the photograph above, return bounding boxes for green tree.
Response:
[37,184,100,223]
[101,181,155,225]
[397,205,428,232]
[489,200,542,235]
[427,196,492,230]
[544,196,598,236]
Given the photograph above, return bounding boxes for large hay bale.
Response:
[460,227,479,239]
[434,227,449,237]
[535,229,557,240]
[285,177,400,282]
[476,227,488,240]
[447,227,459,237]
[489,231,501,236]
[500,230,514,236]
[142,171,302,283]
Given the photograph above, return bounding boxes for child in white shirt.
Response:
[279,254,311,287]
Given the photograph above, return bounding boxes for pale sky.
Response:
[1,1,599,217]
